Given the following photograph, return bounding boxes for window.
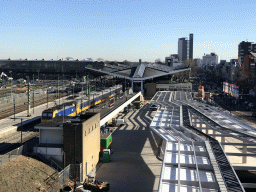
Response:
[92,126,93,131]
[85,131,86,136]
[89,128,90,134]
[95,124,96,129]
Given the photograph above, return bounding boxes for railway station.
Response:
[1,61,256,191]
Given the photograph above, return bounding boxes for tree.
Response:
[155,58,161,64]
[184,59,199,76]
[97,58,104,62]
[123,60,130,65]
[65,57,73,60]
[87,58,93,61]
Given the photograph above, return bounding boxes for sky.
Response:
[0,0,256,62]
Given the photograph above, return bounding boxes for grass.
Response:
[0,155,60,192]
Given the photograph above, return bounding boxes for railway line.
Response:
[0,125,39,154]
[0,93,66,120]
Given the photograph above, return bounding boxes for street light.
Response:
[9,71,12,100]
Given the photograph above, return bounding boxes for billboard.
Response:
[223,82,229,93]
[230,84,239,98]
[198,85,205,98]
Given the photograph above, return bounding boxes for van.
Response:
[115,119,125,126]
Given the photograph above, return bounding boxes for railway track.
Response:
[0,126,39,154]
[0,94,65,120]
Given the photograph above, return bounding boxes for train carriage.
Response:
[41,85,122,122]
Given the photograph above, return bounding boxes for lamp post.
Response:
[33,91,35,114]
[20,118,23,145]
[58,75,60,105]
[9,71,12,100]
[13,98,15,121]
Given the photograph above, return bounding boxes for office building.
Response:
[238,41,256,65]
[178,33,194,61]
[189,34,194,60]
[178,38,188,61]
[202,53,218,65]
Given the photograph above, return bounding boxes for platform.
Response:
[0,96,70,139]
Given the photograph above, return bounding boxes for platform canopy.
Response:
[85,63,191,81]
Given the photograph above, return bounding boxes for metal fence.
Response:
[0,145,23,166]
[0,137,38,166]
[58,163,83,187]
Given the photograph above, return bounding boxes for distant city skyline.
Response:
[0,0,256,62]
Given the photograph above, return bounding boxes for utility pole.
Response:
[47,88,48,109]
[58,75,60,105]
[9,71,12,100]
[27,77,31,117]
[13,98,15,121]
[33,91,35,114]
[20,118,23,145]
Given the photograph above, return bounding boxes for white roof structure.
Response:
[85,63,190,81]
[150,91,245,192]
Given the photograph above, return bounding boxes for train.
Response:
[41,85,123,122]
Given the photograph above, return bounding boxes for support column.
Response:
[141,81,143,92]
[242,141,247,164]
[221,134,225,150]
[205,124,208,134]
[213,130,216,139]
[131,80,134,91]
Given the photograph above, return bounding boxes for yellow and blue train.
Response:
[41,85,123,122]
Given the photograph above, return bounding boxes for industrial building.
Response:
[34,113,100,182]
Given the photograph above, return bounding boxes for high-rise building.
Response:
[178,33,194,61]
[252,44,256,52]
[189,34,193,60]
[178,38,188,61]
[238,41,254,64]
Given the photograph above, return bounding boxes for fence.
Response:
[58,163,83,187]
[0,137,39,166]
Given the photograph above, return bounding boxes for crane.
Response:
[0,72,12,81]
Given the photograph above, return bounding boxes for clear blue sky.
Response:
[0,0,255,62]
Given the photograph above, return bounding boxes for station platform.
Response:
[0,97,70,139]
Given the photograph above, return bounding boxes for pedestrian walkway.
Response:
[0,96,69,138]
[96,104,163,192]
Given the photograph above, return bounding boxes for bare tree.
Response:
[155,58,161,63]
[123,60,130,65]
[97,58,104,62]
[184,59,198,76]
[87,58,93,61]
[65,57,73,60]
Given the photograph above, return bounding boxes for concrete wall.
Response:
[40,129,63,144]
[144,83,156,99]
[82,113,100,180]
[34,147,63,162]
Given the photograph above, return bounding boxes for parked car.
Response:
[248,103,254,108]
[150,104,158,111]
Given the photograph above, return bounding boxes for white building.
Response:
[194,58,203,67]
[202,53,218,65]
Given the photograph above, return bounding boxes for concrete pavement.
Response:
[0,96,70,138]
[95,104,163,192]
